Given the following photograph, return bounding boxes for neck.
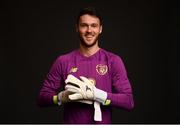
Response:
[79,44,100,57]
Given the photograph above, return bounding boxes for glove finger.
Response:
[78,100,93,104]
[66,83,80,89]
[65,85,79,93]
[79,76,89,83]
[65,74,82,85]
[65,74,76,84]
[65,75,74,84]
[69,93,83,100]
[80,76,94,86]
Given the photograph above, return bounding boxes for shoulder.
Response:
[100,48,123,62]
[55,49,77,62]
[100,49,126,70]
[101,49,128,76]
[47,50,78,72]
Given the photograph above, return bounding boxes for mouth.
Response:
[85,35,94,40]
[85,37,93,41]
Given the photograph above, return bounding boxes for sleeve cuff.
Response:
[53,95,58,104]
[53,95,62,105]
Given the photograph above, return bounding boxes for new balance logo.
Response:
[86,85,91,91]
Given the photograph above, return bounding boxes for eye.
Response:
[80,23,88,27]
[91,24,98,27]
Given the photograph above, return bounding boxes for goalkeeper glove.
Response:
[53,90,93,105]
[65,74,107,105]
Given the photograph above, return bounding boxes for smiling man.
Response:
[38,7,134,124]
[78,14,102,48]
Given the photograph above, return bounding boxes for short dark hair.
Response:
[76,7,102,25]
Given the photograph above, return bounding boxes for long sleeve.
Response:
[107,55,134,110]
[37,57,63,107]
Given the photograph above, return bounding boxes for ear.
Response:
[99,25,103,34]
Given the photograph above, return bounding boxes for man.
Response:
[37,7,134,124]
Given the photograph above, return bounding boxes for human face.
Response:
[77,14,102,48]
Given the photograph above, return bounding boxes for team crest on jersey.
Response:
[96,64,108,75]
[69,67,78,73]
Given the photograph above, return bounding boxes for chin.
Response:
[85,41,94,45]
[81,40,97,48]
[80,35,99,47]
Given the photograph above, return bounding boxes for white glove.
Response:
[65,74,108,121]
[65,74,107,104]
[57,90,93,105]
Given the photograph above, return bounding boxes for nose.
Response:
[87,26,92,33]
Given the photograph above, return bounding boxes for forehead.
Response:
[79,14,100,24]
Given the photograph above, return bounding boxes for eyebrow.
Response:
[79,23,99,26]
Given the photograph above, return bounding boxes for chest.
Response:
[63,59,112,91]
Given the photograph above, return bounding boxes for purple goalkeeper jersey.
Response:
[38,48,134,124]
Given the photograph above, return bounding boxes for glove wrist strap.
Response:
[94,87,107,105]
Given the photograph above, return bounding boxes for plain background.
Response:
[1,0,179,123]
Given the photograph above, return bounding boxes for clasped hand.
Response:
[65,74,95,102]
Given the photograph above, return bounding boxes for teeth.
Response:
[86,36,93,38]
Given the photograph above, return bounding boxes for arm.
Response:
[107,56,134,110]
[37,57,62,107]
